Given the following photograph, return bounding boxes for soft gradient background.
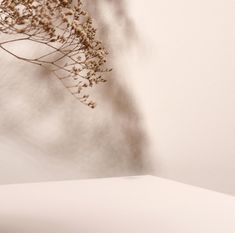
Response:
[0,0,234,195]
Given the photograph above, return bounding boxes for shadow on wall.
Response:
[0,0,153,184]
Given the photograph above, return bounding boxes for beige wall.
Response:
[124,0,235,195]
[0,1,151,184]
[0,0,235,195]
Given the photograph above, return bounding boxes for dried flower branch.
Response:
[0,0,111,108]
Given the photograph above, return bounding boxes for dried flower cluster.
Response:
[0,0,111,108]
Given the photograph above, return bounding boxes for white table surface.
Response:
[0,175,235,233]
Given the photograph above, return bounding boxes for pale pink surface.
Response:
[0,175,235,233]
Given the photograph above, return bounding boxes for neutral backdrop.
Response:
[125,0,235,195]
[0,0,234,195]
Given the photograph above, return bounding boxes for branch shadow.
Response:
[0,0,154,183]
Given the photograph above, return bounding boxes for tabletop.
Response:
[0,175,235,233]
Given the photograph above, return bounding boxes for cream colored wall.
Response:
[0,0,234,196]
[124,0,235,195]
[0,1,151,184]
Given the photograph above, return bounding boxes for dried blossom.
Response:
[0,0,111,108]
